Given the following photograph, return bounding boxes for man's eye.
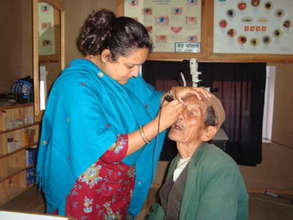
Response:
[188,111,195,117]
[188,110,199,117]
[126,64,135,69]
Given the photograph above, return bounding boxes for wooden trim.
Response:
[200,54,293,63]
[148,52,202,61]
[248,188,293,195]
[60,9,65,70]
[32,0,40,121]
[204,0,213,59]
[116,0,124,17]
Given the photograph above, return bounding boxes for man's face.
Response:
[168,95,207,144]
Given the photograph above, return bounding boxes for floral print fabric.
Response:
[66,134,135,220]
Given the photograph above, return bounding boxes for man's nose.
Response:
[178,112,184,120]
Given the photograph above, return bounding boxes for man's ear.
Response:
[101,49,112,63]
[201,126,218,142]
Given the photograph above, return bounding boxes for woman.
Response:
[36,9,206,220]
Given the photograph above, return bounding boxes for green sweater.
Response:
[147,143,248,220]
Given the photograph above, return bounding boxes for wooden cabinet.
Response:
[0,104,39,205]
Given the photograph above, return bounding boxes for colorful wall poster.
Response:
[124,0,202,53]
[38,2,56,56]
[214,0,293,54]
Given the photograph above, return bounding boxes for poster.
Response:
[213,0,293,54]
[38,2,56,56]
[124,0,201,53]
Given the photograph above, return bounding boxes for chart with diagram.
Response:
[213,0,293,54]
[124,0,202,53]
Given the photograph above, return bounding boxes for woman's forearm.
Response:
[127,118,162,155]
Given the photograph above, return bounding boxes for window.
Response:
[262,65,276,143]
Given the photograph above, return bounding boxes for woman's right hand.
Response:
[156,99,185,132]
[127,98,184,155]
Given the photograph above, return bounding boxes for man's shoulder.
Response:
[194,143,239,171]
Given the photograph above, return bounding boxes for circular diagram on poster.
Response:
[213,0,293,54]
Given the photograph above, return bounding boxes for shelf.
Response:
[0,167,27,183]
[7,186,29,201]
[0,104,35,134]
[0,182,32,206]
[0,143,38,160]
[0,169,29,205]
[0,122,39,134]
[0,164,35,183]
[0,103,39,207]
[0,103,33,110]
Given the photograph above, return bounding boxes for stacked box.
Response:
[26,148,37,185]
[26,167,36,185]
[26,148,37,166]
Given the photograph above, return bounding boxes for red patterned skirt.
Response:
[65,135,135,220]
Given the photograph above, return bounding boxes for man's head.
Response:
[168,92,225,145]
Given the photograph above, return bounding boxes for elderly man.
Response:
[147,93,248,220]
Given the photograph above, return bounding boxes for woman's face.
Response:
[103,48,149,84]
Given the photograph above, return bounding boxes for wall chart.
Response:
[213,0,293,54]
[124,0,202,53]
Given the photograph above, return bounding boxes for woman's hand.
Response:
[127,98,184,155]
[168,86,211,104]
[156,99,185,131]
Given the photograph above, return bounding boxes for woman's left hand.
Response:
[168,86,211,104]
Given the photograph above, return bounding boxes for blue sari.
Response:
[36,59,166,216]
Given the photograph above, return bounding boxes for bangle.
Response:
[139,126,150,144]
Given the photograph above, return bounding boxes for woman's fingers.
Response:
[192,87,211,98]
[170,86,211,102]
[159,99,185,130]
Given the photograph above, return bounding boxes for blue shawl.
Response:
[36,59,165,216]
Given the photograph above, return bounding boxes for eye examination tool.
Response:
[164,58,201,102]
[189,58,201,88]
[164,94,174,102]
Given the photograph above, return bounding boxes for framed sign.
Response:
[122,0,202,56]
[213,0,293,54]
[38,2,56,56]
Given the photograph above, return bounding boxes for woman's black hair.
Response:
[77,9,153,60]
